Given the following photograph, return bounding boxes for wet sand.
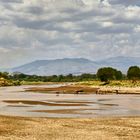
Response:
[0,116,139,140]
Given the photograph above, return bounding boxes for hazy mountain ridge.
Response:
[11,56,140,75]
[11,58,98,75]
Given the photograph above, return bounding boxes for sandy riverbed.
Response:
[0,85,140,139]
[0,85,140,117]
[0,116,139,140]
[0,85,140,140]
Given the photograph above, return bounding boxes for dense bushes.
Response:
[0,72,21,86]
[9,73,97,82]
[0,78,21,87]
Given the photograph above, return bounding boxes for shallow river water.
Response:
[0,85,140,118]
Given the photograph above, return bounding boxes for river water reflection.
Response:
[0,85,140,118]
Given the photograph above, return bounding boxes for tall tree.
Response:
[127,66,140,82]
[97,67,122,82]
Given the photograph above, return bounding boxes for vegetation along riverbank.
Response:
[0,66,140,94]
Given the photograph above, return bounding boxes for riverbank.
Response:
[0,116,139,140]
[1,79,140,94]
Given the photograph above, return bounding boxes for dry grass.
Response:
[0,116,140,140]
[78,80,140,87]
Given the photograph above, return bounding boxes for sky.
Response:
[0,0,140,68]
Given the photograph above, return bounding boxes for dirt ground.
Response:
[0,116,139,140]
[26,85,99,94]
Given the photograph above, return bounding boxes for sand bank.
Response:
[26,85,140,94]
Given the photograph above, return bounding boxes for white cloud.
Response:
[0,0,139,68]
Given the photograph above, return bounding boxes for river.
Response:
[0,85,140,118]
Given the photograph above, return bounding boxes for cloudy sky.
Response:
[0,0,140,68]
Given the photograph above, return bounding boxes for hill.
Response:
[10,57,140,75]
[11,58,98,76]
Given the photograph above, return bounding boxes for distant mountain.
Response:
[10,57,140,75]
[11,58,98,76]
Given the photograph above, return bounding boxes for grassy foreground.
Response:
[0,116,139,140]
[77,80,140,87]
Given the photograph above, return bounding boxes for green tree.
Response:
[97,67,122,82]
[80,73,96,81]
[115,70,123,80]
[58,75,64,82]
[127,66,140,82]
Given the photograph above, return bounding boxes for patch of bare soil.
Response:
[25,85,99,94]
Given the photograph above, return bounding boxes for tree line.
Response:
[0,66,140,83]
[9,73,97,82]
[97,66,140,83]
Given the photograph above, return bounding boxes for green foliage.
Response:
[127,66,140,80]
[0,72,9,79]
[115,70,123,80]
[97,67,123,82]
[0,72,21,86]
[9,73,97,82]
[1,65,140,86]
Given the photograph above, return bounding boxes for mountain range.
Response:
[10,56,140,76]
